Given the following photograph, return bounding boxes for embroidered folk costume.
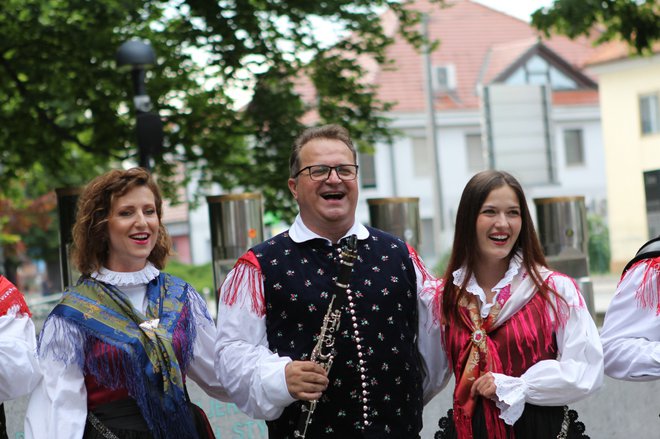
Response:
[0,276,40,437]
[601,256,660,380]
[438,254,602,439]
[216,215,449,438]
[24,264,226,439]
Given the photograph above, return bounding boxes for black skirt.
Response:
[0,403,8,439]
[83,399,214,439]
[435,399,590,439]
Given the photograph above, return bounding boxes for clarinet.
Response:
[293,234,358,438]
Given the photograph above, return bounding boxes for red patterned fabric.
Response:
[445,288,558,439]
[86,373,131,409]
[0,275,31,317]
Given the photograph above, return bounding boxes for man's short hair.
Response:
[289,124,357,178]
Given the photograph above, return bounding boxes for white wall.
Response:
[362,101,605,263]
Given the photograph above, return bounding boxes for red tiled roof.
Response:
[293,0,600,116]
[552,89,599,106]
[375,0,600,111]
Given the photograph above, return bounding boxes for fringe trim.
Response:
[633,258,660,315]
[407,244,435,297]
[433,279,446,330]
[408,243,444,327]
[221,252,266,317]
[0,277,31,317]
[546,273,578,328]
[38,282,201,439]
[37,315,87,369]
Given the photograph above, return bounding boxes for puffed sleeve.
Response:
[0,307,40,401]
[185,286,230,400]
[214,254,296,420]
[24,315,88,439]
[0,277,40,401]
[493,274,603,425]
[407,244,451,404]
[600,260,660,380]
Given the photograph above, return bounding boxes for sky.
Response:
[472,0,555,22]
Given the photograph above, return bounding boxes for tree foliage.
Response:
[531,0,660,54]
[1,0,443,220]
[0,165,61,277]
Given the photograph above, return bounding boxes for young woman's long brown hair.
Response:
[441,170,563,323]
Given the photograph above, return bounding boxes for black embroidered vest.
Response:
[253,227,424,438]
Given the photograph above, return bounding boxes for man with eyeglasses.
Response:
[215,124,449,438]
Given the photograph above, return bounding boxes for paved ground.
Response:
[591,272,620,319]
[7,273,658,438]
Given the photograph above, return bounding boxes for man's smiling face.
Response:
[288,137,358,239]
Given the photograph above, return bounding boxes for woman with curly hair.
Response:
[25,167,226,438]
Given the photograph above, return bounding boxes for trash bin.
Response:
[534,196,596,318]
[367,197,421,249]
[207,193,264,298]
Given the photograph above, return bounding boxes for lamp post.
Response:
[116,39,163,171]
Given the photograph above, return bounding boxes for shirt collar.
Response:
[289,214,369,244]
[452,251,523,297]
[92,262,160,287]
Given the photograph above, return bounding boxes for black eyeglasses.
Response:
[293,164,359,181]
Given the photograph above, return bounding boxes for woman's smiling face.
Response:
[106,185,160,272]
[475,184,522,265]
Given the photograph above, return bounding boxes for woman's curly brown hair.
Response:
[71,167,171,275]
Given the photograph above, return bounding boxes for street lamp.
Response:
[116,39,163,171]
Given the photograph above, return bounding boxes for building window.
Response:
[564,129,584,166]
[412,137,432,177]
[465,133,485,172]
[644,170,660,237]
[433,65,457,93]
[358,152,376,188]
[640,93,660,135]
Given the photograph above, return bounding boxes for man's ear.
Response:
[288,178,298,199]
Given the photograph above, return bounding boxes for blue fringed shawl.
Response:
[40,273,201,439]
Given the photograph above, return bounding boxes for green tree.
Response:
[587,213,611,273]
[0,164,79,280]
[1,0,443,219]
[531,0,660,54]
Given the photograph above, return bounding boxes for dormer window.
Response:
[433,64,457,93]
[505,54,577,90]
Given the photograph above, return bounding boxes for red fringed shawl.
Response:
[0,275,31,317]
[443,273,566,439]
[626,257,660,315]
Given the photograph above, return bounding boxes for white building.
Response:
[351,0,606,263]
